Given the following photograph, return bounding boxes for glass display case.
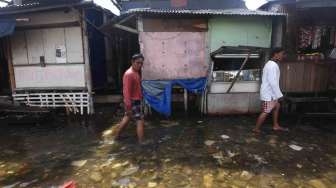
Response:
[212,69,260,82]
[209,48,262,93]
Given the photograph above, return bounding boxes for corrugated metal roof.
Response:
[0,2,40,9]
[0,0,119,16]
[124,8,287,16]
[0,0,83,11]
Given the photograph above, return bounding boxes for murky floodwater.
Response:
[0,107,336,188]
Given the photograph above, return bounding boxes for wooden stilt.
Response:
[184,88,188,114]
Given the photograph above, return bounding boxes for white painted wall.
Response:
[210,81,260,93]
[11,27,84,65]
[14,65,86,88]
[10,10,86,89]
[11,31,28,65]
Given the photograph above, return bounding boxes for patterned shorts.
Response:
[262,100,278,114]
[125,100,144,121]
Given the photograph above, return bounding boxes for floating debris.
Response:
[308,179,328,188]
[203,173,214,188]
[289,144,303,151]
[212,151,225,165]
[19,179,38,187]
[121,165,139,176]
[148,182,158,188]
[221,135,230,139]
[59,181,76,188]
[240,171,253,181]
[90,172,103,182]
[205,140,215,146]
[160,120,179,128]
[71,160,87,167]
[3,182,21,188]
[113,178,131,187]
[227,150,238,158]
[253,154,268,164]
[245,137,259,143]
[112,161,129,169]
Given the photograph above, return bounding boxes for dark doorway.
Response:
[0,38,10,95]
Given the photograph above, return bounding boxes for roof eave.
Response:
[0,1,118,16]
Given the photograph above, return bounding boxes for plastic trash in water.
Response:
[3,182,20,188]
[221,135,230,139]
[71,160,87,167]
[289,144,303,151]
[60,181,76,188]
[205,140,215,146]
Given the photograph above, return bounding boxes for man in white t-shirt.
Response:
[253,48,288,133]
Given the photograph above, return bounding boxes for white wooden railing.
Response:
[13,92,90,115]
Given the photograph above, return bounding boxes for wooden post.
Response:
[184,88,188,114]
[226,53,250,93]
[5,37,16,94]
[81,10,94,114]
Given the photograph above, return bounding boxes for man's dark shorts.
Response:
[125,100,144,121]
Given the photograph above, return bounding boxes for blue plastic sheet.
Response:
[142,77,207,116]
[0,19,15,38]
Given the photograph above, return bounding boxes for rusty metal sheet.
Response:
[140,32,208,80]
[143,18,208,32]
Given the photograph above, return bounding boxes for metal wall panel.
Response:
[140,32,208,80]
[209,17,272,51]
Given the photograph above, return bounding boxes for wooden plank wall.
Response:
[280,61,330,93]
[11,27,83,65]
[9,10,86,89]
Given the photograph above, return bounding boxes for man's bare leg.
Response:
[273,102,281,128]
[253,113,269,133]
[272,102,288,131]
[136,119,144,143]
[114,115,131,139]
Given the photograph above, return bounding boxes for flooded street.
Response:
[0,107,336,188]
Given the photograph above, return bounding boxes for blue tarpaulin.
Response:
[142,77,207,116]
[0,19,15,38]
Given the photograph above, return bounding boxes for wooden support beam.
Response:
[184,89,188,113]
[226,53,250,93]
[114,24,138,34]
[5,37,16,93]
[117,14,136,25]
[137,15,144,32]
[81,9,94,114]
[71,7,113,40]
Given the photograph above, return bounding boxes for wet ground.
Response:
[0,107,336,188]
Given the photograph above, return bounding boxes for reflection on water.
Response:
[0,109,336,188]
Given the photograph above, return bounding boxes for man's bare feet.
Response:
[273,125,289,132]
[252,128,261,134]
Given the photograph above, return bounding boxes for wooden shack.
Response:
[0,0,118,114]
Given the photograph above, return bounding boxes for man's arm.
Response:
[123,74,132,111]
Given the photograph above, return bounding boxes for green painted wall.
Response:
[209,16,273,52]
